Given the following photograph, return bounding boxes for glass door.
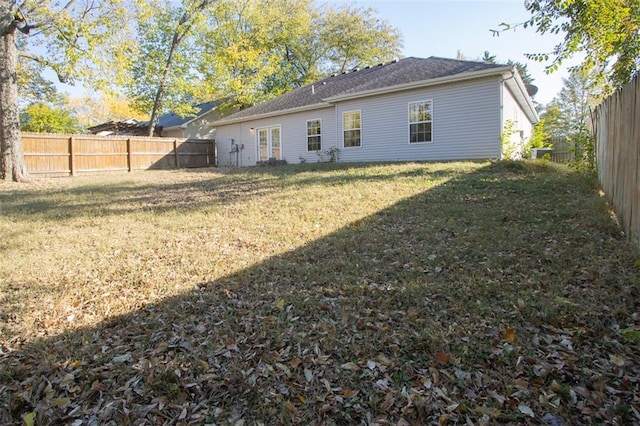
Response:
[256,126,281,161]
[258,128,268,161]
[270,127,280,160]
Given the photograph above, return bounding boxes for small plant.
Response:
[501,119,522,160]
[324,146,340,162]
[316,146,340,162]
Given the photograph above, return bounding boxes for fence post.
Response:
[126,138,132,172]
[68,136,76,176]
[174,139,179,168]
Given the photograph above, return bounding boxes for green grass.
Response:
[0,160,638,425]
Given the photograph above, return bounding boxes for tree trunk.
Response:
[0,7,28,181]
[147,32,181,137]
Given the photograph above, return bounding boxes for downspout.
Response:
[335,104,339,161]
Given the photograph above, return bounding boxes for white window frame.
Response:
[342,110,362,148]
[408,100,433,144]
[306,119,322,152]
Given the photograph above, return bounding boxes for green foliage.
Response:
[501,119,520,159]
[126,0,213,120]
[521,0,640,87]
[13,0,138,91]
[198,0,402,108]
[536,67,604,170]
[481,51,535,85]
[316,146,340,163]
[524,118,552,158]
[20,102,83,134]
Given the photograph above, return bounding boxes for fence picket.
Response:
[21,133,216,177]
[592,75,640,245]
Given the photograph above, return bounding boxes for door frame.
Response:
[256,125,282,161]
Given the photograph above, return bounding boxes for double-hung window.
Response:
[343,111,361,148]
[409,100,432,143]
[307,119,321,151]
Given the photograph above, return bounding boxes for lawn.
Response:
[0,160,638,425]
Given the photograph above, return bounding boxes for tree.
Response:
[319,5,402,74]
[70,92,147,129]
[495,0,640,87]
[1,0,136,181]
[481,51,535,86]
[20,102,82,133]
[198,0,402,108]
[126,0,217,137]
[538,67,606,168]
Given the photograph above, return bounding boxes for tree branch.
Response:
[19,50,69,83]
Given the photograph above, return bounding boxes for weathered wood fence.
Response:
[21,133,216,177]
[591,75,640,245]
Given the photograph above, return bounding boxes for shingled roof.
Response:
[215,56,511,124]
[157,100,221,130]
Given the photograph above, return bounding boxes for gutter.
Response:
[214,102,333,126]
[502,66,539,124]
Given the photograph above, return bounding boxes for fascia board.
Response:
[213,102,332,126]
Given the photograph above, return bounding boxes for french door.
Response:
[257,126,281,161]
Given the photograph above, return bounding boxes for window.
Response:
[307,119,321,151]
[343,111,361,148]
[409,100,432,143]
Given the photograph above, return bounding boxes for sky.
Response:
[333,0,579,106]
[56,0,576,108]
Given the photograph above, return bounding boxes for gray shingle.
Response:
[215,57,506,123]
[158,100,221,129]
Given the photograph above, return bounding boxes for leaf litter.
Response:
[0,161,638,424]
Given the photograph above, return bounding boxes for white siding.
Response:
[216,77,504,166]
[336,77,503,163]
[502,84,534,159]
[216,107,336,166]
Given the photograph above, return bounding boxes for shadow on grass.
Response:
[0,162,461,222]
[1,162,638,424]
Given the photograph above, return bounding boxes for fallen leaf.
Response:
[341,362,360,371]
[23,412,36,426]
[52,397,71,408]
[342,389,359,398]
[609,354,625,367]
[505,328,516,343]
[435,351,451,365]
[304,368,313,383]
[289,357,302,369]
[518,404,535,418]
[274,298,286,310]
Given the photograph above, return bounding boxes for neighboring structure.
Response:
[88,100,224,139]
[213,56,538,167]
[156,100,221,139]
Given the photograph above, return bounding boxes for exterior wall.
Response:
[216,77,505,166]
[502,84,534,159]
[161,117,217,139]
[161,128,186,138]
[336,77,502,163]
[216,107,337,166]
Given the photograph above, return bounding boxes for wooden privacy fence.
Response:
[21,133,216,177]
[591,75,640,245]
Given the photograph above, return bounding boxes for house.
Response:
[156,100,222,139]
[88,100,224,139]
[213,56,538,167]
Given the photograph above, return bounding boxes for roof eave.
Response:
[214,102,332,126]
[503,67,540,124]
[323,66,514,103]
